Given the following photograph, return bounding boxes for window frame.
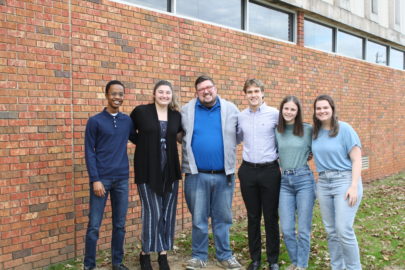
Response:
[248,0,295,42]
[336,29,365,60]
[365,39,388,65]
[303,17,336,53]
[389,46,405,70]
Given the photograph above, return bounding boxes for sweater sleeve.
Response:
[130,107,139,144]
[85,117,99,182]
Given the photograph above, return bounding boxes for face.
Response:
[105,84,124,112]
[315,99,333,122]
[196,79,217,107]
[245,85,264,110]
[154,85,173,107]
[282,101,298,124]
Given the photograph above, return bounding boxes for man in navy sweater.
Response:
[83,80,133,270]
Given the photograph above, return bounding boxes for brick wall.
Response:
[1,0,404,269]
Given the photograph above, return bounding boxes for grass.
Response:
[49,172,405,269]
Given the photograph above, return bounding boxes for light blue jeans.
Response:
[279,166,315,268]
[184,173,235,261]
[317,170,363,270]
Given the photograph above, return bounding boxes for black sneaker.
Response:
[112,264,129,270]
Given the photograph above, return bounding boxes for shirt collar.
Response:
[103,107,122,118]
[196,97,221,110]
[249,102,266,113]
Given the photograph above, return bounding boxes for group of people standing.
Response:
[83,76,363,270]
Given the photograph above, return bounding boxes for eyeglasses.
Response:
[109,92,124,97]
[196,85,215,92]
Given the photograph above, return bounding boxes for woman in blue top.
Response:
[275,96,315,270]
[312,95,362,270]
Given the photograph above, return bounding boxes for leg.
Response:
[295,171,315,268]
[84,181,110,268]
[333,173,363,270]
[260,165,281,264]
[317,176,345,270]
[279,175,297,266]
[238,164,262,262]
[211,173,234,261]
[110,178,129,266]
[184,173,211,261]
[137,183,163,253]
[160,180,179,251]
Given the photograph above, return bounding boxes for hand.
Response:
[307,152,313,161]
[93,181,106,197]
[345,185,358,207]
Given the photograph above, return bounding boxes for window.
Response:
[304,19,334,52]
[395,0,401,25]
[366,40,387,65]
[389,48,404,70]
[123,0,168,11]
[371,0,378,14]
[248,1,293,41]
[337,31,363,59]
[176,0,243,29]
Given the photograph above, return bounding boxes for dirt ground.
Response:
[95,254,249,270]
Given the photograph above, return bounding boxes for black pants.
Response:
[238,161,281,264]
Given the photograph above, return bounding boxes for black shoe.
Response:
[267,263,279,270]
[158,253,170,270]
[247,260,261,270]
[112,264,129,270]
[140,253,153,270]
[83,267,95,270]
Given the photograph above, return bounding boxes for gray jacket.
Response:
[181,97,239,175]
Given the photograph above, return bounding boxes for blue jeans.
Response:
[317,170,363,270]
[279,166,315,268]
[184,173,235,261]
[84,178,129,268]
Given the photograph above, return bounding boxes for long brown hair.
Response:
[312,94,339,139]
[277,95,304,136]
[153,80,180,111]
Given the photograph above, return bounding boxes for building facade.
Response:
[0,0,404,269]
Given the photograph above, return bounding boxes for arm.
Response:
[177,131,184,143]
[84,118,106,197]
[345,146,362,206]
[129,107,139,144]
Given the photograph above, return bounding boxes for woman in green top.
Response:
[275,96,315,270]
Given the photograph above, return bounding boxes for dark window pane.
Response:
[248,2,292,41]
[366,41,387,65]
[390,48,404,69]
[337,31,363,59]
[122,0,168,11]
[304,20,333,52]
[176,0,242,29]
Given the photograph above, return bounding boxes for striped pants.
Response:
[137,181,179,253]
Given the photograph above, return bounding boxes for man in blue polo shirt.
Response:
[83,80,133,270]
[181,75,241,270]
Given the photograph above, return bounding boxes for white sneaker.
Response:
[217,256,242,270]
[185,258,207,269]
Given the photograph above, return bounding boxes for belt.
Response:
[198,169,225,174]
[242,160,278,168]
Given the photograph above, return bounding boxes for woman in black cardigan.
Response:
[130,80,182,270]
